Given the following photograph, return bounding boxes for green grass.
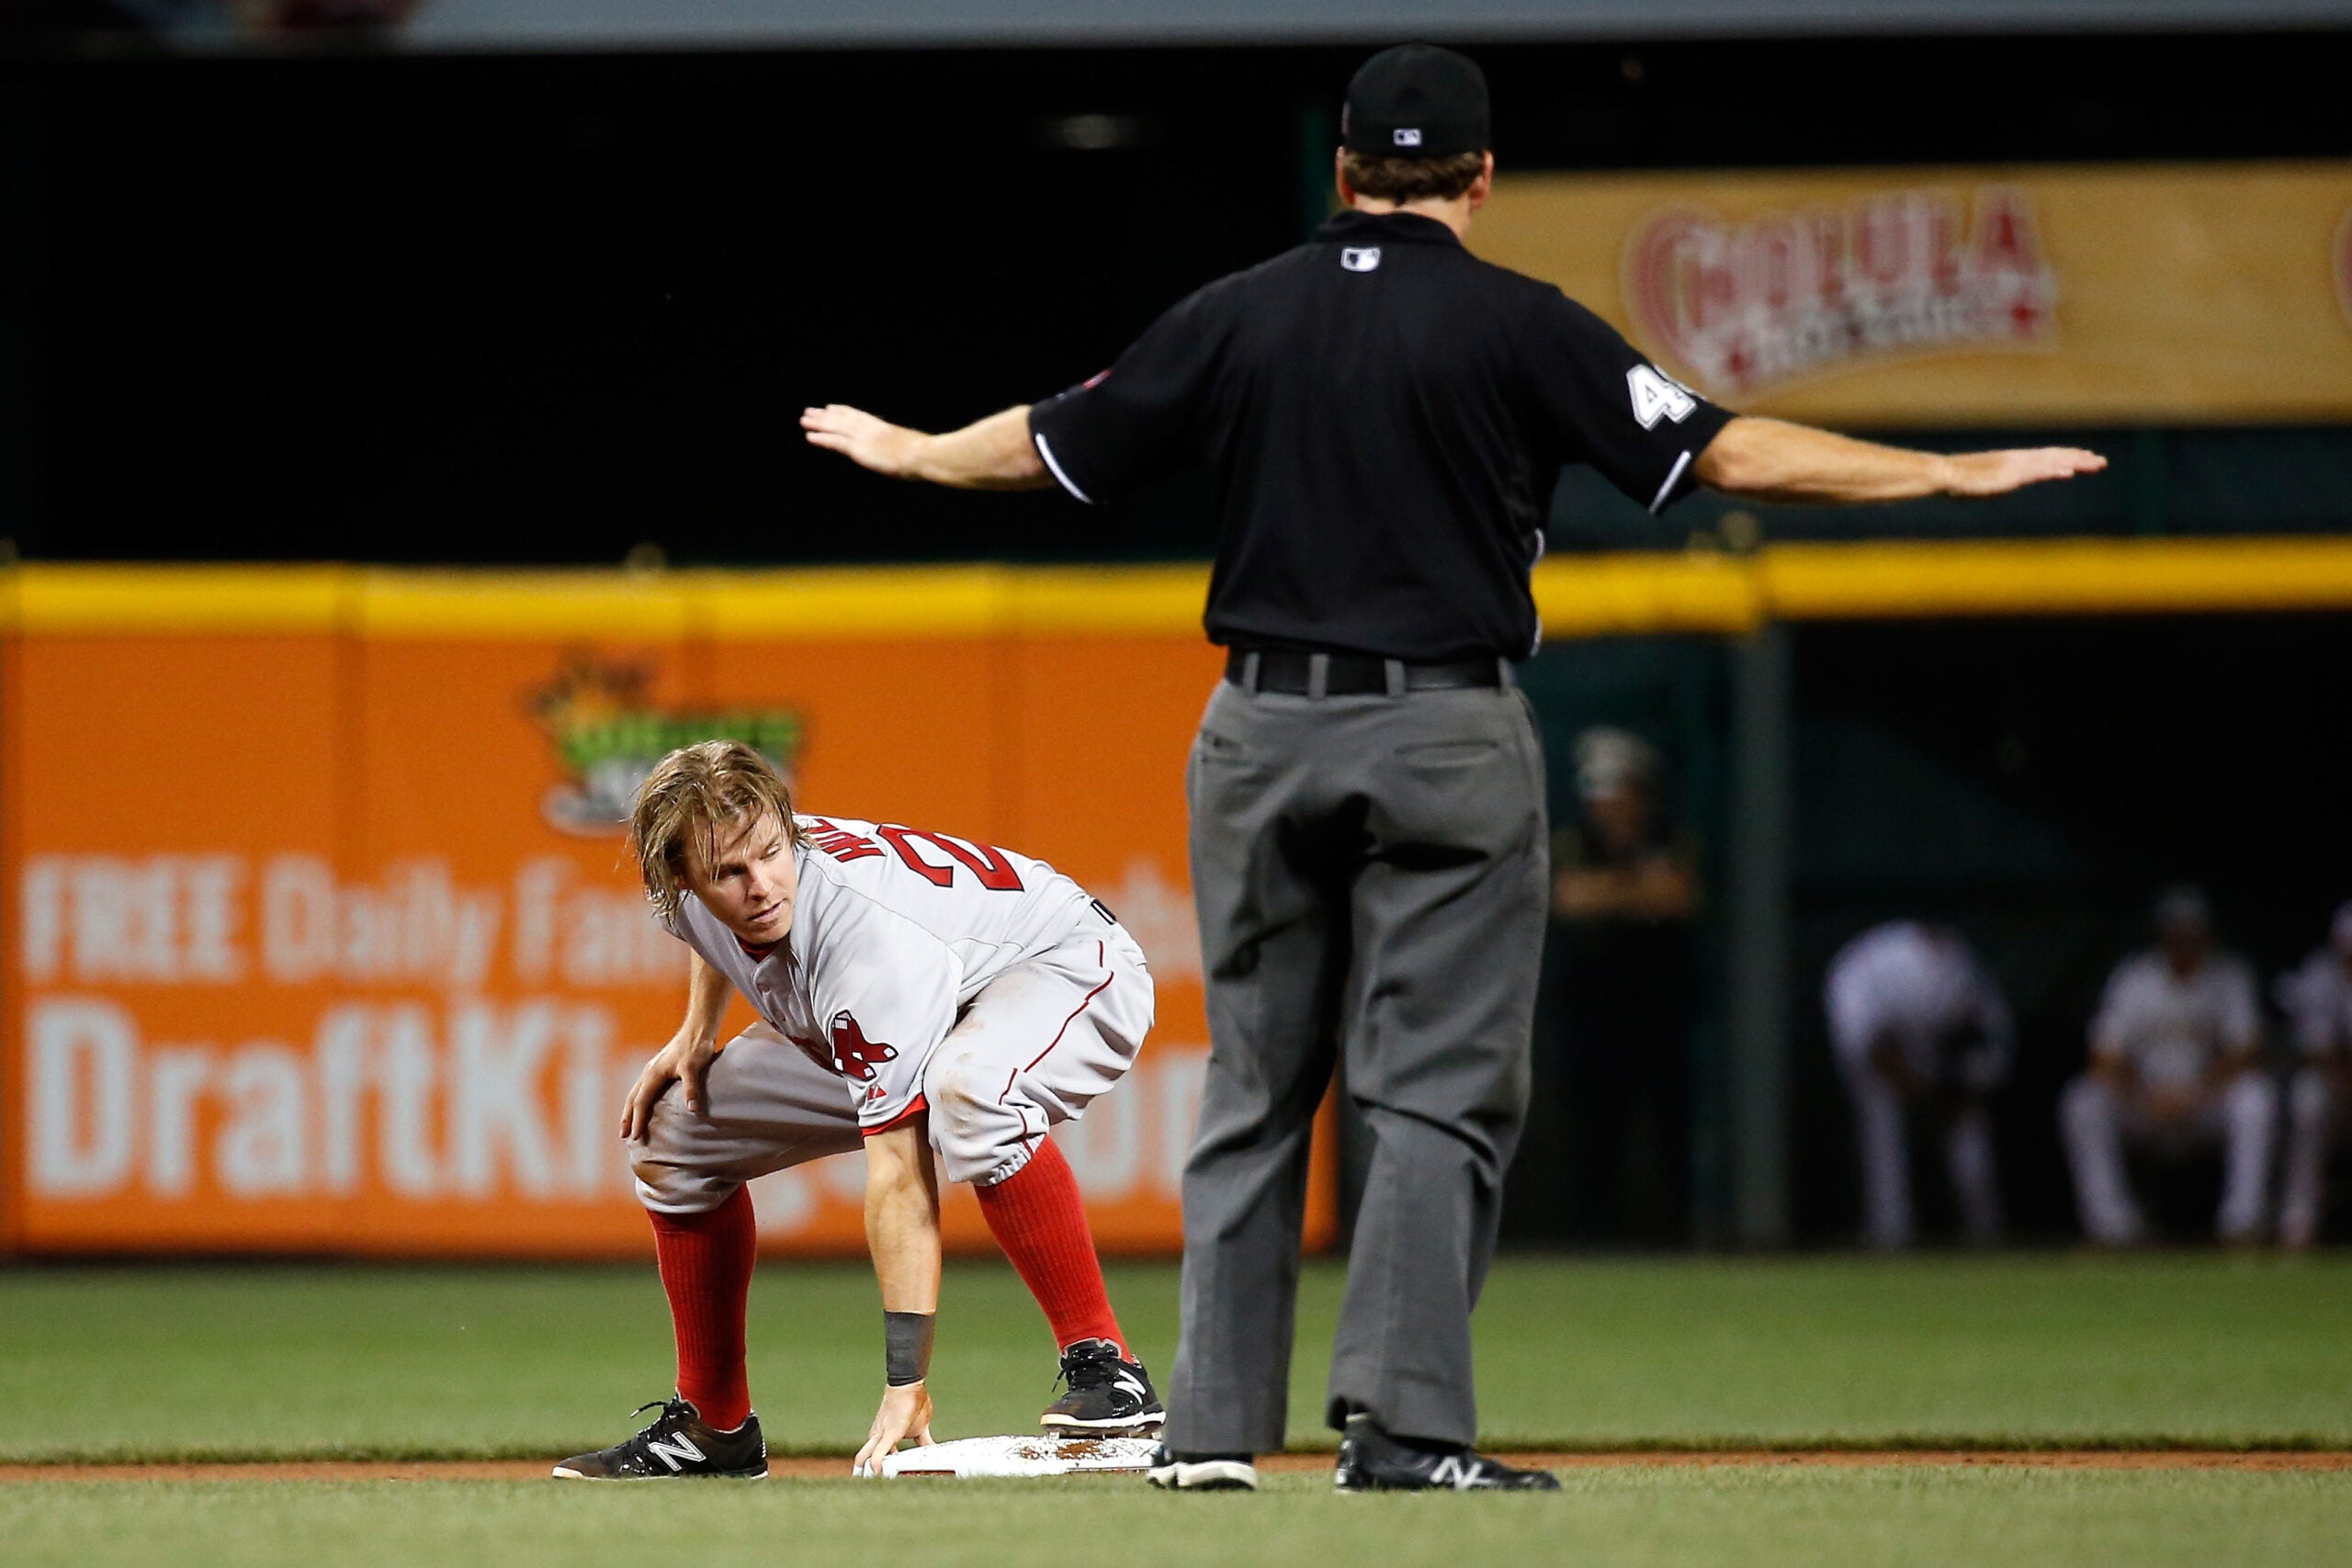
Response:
[3,1253,2348,1463]
[6,1471,2351,1568]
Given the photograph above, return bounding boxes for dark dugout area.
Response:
[2,28,2350,564]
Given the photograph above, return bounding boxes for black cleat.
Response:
[1040,1338,1166,1435]
[1146,1443,1259,1491]
[551,1396,767,1480]
[1333,1415,1559,1493]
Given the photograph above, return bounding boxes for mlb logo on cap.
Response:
[1342,44,1489,160]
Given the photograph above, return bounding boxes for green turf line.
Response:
[4,1254,2347,1465]
[8,1470,2352,1568]
[7,1434,2352,1467]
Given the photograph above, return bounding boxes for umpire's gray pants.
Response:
[1164,672,1547,1453]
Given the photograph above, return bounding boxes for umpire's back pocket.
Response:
[1396,737,1500,767]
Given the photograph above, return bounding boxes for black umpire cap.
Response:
[1341,43,1490,160]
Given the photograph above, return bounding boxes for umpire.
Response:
[804,43,2102,1492]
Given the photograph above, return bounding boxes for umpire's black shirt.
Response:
[1027,209,1733,663]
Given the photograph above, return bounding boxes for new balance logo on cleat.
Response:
[1428,1455,1481,1491]
[550,1396,767,1480]
[1040,1338,1166,1435]
[643,1433,706,1473]
[1333,1414,1559,1493]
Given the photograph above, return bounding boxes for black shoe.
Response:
[1146,1443,1260,1491]
[551,1396,767,1479]
[1333,1415,1559,1493]
[1040,1338,1166,1435]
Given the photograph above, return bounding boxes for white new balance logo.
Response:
[645,1432,707,1472]
[1428,1455,1483,1491]
[1114,1371,1149,1403]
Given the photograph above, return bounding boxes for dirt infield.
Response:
[6,1450,2348,1483]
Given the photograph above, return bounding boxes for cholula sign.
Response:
[1476,161,2352,426]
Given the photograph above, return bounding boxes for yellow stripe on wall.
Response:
[6,538,2352,641]
[1533,550,1762,637]
[2,565,352,635]
[1761,537,2352,619]
[355,571,696,641]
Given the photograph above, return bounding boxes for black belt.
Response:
[1225,647,1507,696]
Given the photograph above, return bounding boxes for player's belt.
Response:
[1225,648,1509,696]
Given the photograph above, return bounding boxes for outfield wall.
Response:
[6,538,2352,1259]
[0,566,1290,1258]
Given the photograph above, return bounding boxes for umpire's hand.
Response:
[802,404,925,479]
[1938,446,2109,497]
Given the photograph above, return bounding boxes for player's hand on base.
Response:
[853,1381,936,1477]
[802,404,926,479]
[1939,446,2107,497]
[620,1030,720,1143]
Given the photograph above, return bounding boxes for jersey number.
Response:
[1627,365,1699,430]
[878,826,1024,892]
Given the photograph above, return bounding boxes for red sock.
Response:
[647,1185,756,1431]
[975,1137,1127,1358]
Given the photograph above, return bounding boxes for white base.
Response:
[874,1434,1159,1479]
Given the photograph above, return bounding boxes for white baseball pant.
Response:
[1841,1065,2001,1249]
[630,926,1154,1213]
[2279,1066,2339,1247]
[2058,1071,2276,1244]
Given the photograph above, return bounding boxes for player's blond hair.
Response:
[630,739,803,922]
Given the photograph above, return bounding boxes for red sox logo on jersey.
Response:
[828,1010,899,1083]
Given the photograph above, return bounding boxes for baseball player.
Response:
[1824,921,2014,1249]
[1550,728,1701,1245]
[2060,887,2272,1245]
[553,740,1161,1480]
[800,42,2101,1494]
[2277,900,2352,1249]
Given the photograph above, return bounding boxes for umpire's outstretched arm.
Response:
[1693,415,2104,503]
[801,402,1049,490]
[802,402,2105,508]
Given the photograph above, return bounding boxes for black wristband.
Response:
[884,1310,935,1387]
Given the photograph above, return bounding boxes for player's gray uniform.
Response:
[2060,949,2271,1243]
[2277,904,2352,1247]
[629,816,1154,1213]
[1824,922,2013,1248]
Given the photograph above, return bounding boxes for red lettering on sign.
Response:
[1625,185,2058,400]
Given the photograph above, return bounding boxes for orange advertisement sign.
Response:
[1,568,1331,1258]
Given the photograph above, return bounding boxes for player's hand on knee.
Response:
[620,1032,719,1143]
[853,1382,936,1477]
